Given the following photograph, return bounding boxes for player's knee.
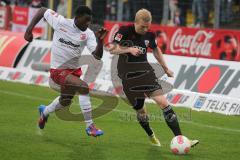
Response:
[78,83,89,95]
[136,109,148,122]
[133,99,145,110]
[59,96,73,106]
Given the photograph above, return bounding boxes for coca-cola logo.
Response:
[170,29,214,56]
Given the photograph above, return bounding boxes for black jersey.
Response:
[113,25,157,79]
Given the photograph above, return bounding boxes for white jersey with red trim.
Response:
[43,9,97,69]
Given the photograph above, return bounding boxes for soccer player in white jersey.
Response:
[24,6,108,137]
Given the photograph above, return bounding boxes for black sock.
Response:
[162,105,182,136]
[137,114,153,136]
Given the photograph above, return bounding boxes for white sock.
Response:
[43,96,63,116]
[79,94,93,127]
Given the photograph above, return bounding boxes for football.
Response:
[170,135,191,155]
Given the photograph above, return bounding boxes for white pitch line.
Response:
[1,89,240,133]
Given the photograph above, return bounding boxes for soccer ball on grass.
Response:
[170,135,191,155]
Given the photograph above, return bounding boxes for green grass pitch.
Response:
[0,80,240,160]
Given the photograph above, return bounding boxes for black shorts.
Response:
[121,70,162,110]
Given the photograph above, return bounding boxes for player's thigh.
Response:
[49,77,61,92]
[123,83,145,110]
[63,74,89,95]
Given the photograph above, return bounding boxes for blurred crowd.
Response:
[102,0,240,28]
[0,0,68,16]
[0,0,47,7]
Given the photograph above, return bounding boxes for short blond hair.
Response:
[135,9,152,22]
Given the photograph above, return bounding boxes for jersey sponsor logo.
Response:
[174,64,240,96]
[80,33,87,40]
[60,27,67,32]
[115,33,123,42]
[194,96,207,109]
[133,45,147,54]
[59,38,80,48]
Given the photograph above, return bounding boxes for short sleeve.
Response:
[44,9,64,30]
[149,32,157,49]
[87,31,97,53]
[113,26,128,44]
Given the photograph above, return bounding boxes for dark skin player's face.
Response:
[74,15,92,31]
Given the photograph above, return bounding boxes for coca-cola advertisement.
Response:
[104,21,240,61]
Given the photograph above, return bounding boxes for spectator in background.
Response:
[0,0,11,6]
[148,0,164,24]
[192,0,205,27]
[14,0,29,6]
[236,0,240,14]
[220,0,233,23]
[31,0,42,8]
[106,0,117,21]
[173,8,182,26]
[129,0,150,21]
[203,0,211,26]
[169,0,179,26]
[92,0,106,25]
[57,0,68,18]
[122,0,130,21]
[177,0,190,26]
[156,30,167,53]
[219,35,238,61]
[117,0,162,23]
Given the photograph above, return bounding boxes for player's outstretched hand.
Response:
[129,47,141,56]
[24,28,33,42]
[165,69,174,77]
[95,27,108,41]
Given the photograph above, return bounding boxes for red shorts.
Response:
[50,68,82,85]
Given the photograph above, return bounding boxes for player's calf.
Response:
[136,108,154,137]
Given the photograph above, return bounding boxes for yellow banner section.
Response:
[67,0,72,18]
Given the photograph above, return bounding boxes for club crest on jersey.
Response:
[145,40,149,47]
[80,34,87,40]
[115,33,123,42]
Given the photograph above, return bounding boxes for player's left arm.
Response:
[87,28,108,60]
[150,32,174,77]
[152,47,173,77]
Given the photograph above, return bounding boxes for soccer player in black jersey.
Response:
[110,9,199,147]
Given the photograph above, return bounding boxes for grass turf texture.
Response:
[0,80,239,160]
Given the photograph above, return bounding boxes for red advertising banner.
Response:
[12,6,29,25]
[0,30,28,67]
[104,21,240,61]
[0,6,11,30]
[12,6,45,35]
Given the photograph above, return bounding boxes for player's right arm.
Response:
[24,7,47,42]
[24,7,63,42]
[110,44,141,56]
[109,26,141,56]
